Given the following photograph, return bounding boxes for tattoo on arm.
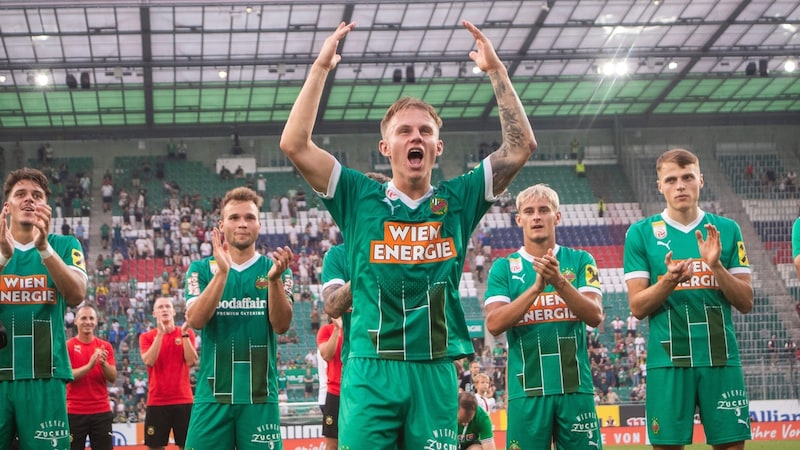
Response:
[323,282,351,318]
[487,73,532,193]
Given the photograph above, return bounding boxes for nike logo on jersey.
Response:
[511,274,526,283]
[382,197,398,215]
[656,240,671,251]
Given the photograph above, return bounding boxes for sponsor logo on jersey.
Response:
[71,248,86,271]
[370,221,456,264]
[652,220,667,239]
[717,389,749,415]
[585,265,600,288]
[187,272,200,296]
[518,292,579,324]
[509,256,523,273]
[737,241,749,266]
[425,427,457,449]
[0,275,56,304]
[429,197,448,215]
[33,419,68,446]
[570,411,600,440]
[255,275,269,290]
[662,259,720,290]
[250,423,280,446]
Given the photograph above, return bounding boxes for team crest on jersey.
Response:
[737,241,749,266]
[651,417,660,435]
[255,275,269,290]
[652,220,667,239]
[71,249,86,271]
[585,264,600,288]
[508,440,522,450]
[430,197,448,215]
[209,260,219,275]
[562,268,576,285]
[509,257,523,273]
[325,415,333,425]
[146,426,155,436]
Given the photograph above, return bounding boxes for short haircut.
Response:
[3,168,51,202]
[458,392,477,412]
[380,97,443,138]
[656,148,699,174]
[220,186,263,215]
[473,372,491,383]
[515,183,560,212]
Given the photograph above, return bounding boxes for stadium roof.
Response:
[1,0,799,140]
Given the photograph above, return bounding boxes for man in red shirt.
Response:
[317,316,343,449]
[140,296,198,450]
[67,305,117,450]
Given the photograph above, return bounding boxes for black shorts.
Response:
[144,403,193,447]
[68,412,113,450]
[321,392,340,439]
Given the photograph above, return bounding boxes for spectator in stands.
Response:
[597,197,606,218]
[459,359,481,394]
[624,148,753,449]
[310,304,321,333]
[570,137,580,160]
[269,196,280,219]
[484,183,603,449]
[605,386,620,404]
[183,187,293,449]
[0,168,88,449]
[625,312,638,338]
[473,372,495,413]
[611,315,624,344]
[575,159,586,177]
[233,165,245,179]
[280,20,535,449]
[768,335,778,366]
[456,392,496,450]
[140,296,197,450]
[785,338,797,365]
[67,305,117,450]
[474,251,486,284]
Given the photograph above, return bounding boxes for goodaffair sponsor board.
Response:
[102,400,800,448]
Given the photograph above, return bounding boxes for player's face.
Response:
[515,196,560,244]
[76,308,98,334]
[220,200,260,250]
[657,161,703,213]
[378,107,443,183]
[153,298,175,322]
[6,179,48,227]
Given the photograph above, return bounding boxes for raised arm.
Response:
[461,20,537,195]
[280,22,355,193]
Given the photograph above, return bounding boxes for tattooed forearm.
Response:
[323,281,352,318]
[488,71,536,195]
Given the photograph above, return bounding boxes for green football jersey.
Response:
[0,234,87,381]
[623,211,750,368]
[321,244,351,361]
[185,254,293,404]
[792,217,800,259]
[321,162,493,361]
[485,246,602,399]
[457,405,493,446]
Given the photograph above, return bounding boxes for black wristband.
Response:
[182,333,190,338]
